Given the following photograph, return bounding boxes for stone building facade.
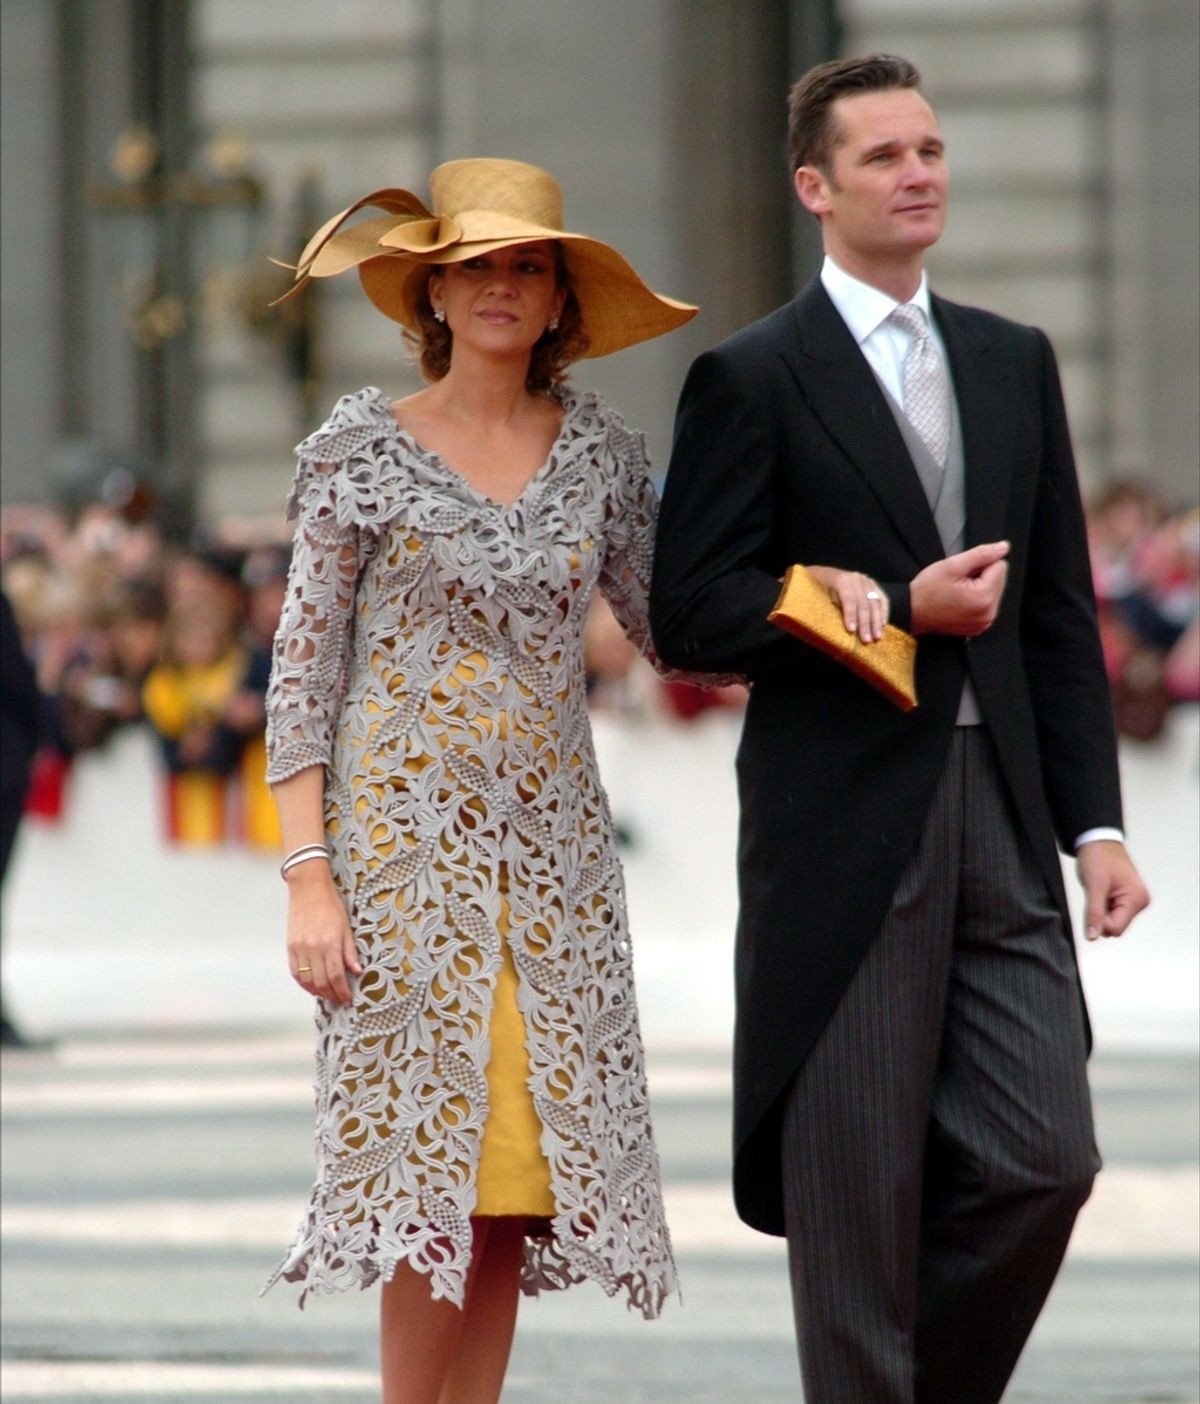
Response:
[2,0,1196,526]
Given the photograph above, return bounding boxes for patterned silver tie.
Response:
[889,303,950,465]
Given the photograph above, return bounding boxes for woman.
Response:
[263,158,702,1404]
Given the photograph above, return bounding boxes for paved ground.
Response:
[0,1033,1195,1404]
[1,1030,1197,1403]
[1,703,1197,1400]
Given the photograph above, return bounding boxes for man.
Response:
[649,55,1149,1403]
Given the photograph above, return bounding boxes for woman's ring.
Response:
[296,966,312,974]
[866,590,882,601]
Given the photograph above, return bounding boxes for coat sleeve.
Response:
[598,408,739,685]
[595,412,667,667]
[264,457,362,784]
[649,349,800,677]
[1020,329,1123,846]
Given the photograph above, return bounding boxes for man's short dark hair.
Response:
[787,54,922,175]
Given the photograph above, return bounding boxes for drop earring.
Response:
[433,308,446,324]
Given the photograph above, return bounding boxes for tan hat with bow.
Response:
[273,158,697,358]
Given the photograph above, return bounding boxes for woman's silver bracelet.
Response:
[280,844,331,881]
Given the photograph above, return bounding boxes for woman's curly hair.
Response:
[404,243,590,395]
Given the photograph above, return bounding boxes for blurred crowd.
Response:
[1,497,288,849]
[1087,483,1200,739]
[1,475,1195,858]
[0,489,748,861]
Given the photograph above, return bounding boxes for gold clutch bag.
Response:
[768,564,918,712]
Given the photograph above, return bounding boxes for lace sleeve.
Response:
[265,458,361,784]
[599,413,740,687]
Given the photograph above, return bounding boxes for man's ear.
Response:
[793,165,830,219]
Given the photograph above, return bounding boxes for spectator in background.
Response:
[584,592,748,723]
[582,594,638,706]
[162,543,247,625]
[1149,508,1200,705]
[1,499,287,846]
[659,675,748,724]
[111,578,170,707]
[2,548,81,699]
[1120,507,1200,656]
[242,547,290,661]
[1088,482,1158,586]
[1164,621,1200,704]
[237,549,290,849]
[2,549,81,823]
[142,599,251,844]
[1088,484,1200,738]
[0,590,44,1048]
[56,577,167,755]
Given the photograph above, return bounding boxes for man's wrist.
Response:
[1074,827,1125,851]
[883,581,911,633]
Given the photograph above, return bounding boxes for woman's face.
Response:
[428,240,565,365]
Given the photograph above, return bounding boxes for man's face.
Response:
[795,88,948,269]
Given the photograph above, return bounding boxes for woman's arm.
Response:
[598,410,740,685]
[265,461,361,783]
[265,455,365,1004]
[272,764,360,1005]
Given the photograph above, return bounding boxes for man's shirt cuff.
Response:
[1074,827,1125,850]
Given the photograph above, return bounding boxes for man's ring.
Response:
[866,590,882,601]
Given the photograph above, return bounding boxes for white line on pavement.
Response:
[0,1360,376,1398]
[0,1075,315,1114]
[0,1063,730,1116]
[55,1033,316,1069]
[0,1195,299,1247]
[44,1033,731,1070]
[3,1169,1195,1262]
[666,1173,1200,1261]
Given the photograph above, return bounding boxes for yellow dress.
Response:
[475,921,555,1218]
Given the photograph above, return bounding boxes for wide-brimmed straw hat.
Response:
[273,158,697,358]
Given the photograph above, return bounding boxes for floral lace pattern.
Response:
[264,386,679,1316]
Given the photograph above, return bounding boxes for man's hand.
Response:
[910,541,1010,636]
[1076,840,1150,941]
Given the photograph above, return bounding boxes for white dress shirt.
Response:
[819,255,950,409]
[818,258,1123,853]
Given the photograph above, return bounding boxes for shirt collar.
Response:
[820,255,933,345]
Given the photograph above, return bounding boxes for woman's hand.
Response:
[285,863,362,1005]
[806,566,890,642]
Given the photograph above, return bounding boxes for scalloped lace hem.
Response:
[261,1223,677,1321]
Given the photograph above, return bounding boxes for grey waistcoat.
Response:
[874,373,982,725]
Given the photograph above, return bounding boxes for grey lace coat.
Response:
[263,385,681,1317]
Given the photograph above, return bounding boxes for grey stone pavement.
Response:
[2,702,1198,1401]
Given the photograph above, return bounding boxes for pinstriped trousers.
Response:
[780,729,1100,1404]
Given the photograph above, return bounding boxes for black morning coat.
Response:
[648,276,1124,1237]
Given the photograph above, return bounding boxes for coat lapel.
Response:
[931,295,1014,549]
[779,279,944,565]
